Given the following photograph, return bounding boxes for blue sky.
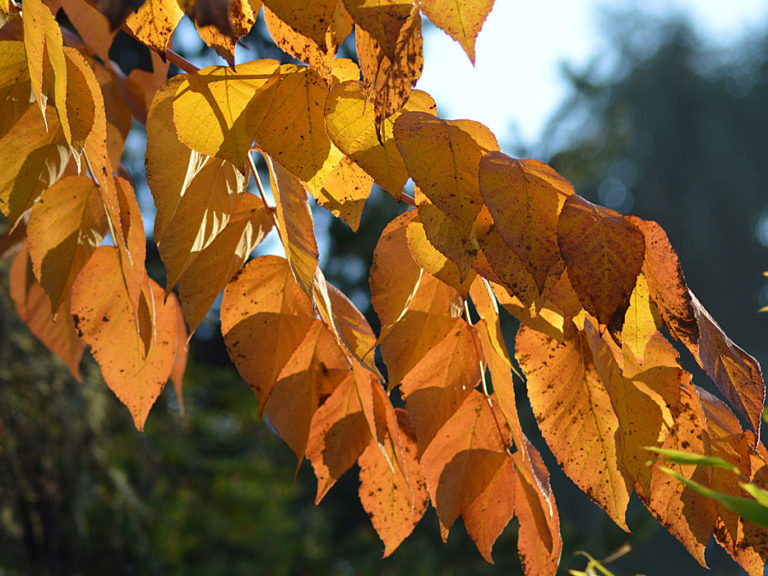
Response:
[417,0,768,149]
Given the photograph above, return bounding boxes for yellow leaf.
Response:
[10,244,84,381]
[147,76,247,292]
[316,155,372,232]
[70,247,178,430]
[220,255,316,409]
[516,321,632,530]
[324,81,436,197]
[177,193,273,334]
[557,195,645,326]
[125,0,183,55]
[394,111,499,242]
[621,272,660,365]
[173,59,281,167]
[265,155,320,296]
[0,41,33,139]
[479,153,572,293]
[357,5,422,127]
[195,0,261,66]
[0,104,70,227]
[261,0,338,48]
[23,0,71,146]
[26,175,108,313]
[419,0,495,64]
[252,65,342,195]
[58,0,116,64]
[343,0,413,61]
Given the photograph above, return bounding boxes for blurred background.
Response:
[1,1,768,574]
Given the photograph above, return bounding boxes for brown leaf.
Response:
[557,195,645,326]
[93,0,145,29]
[193,0,261,66]
[356,5,422,127]
[10,245,84,380]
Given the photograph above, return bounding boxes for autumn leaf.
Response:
[557,194,645,326]
[394,111,498,243]
[192,0,261,66]
[316,155,373,231]
[261,0,339,48]
[419,391,512,536]
[266,320,350,462]
[0,40,34,138]
[324,81,436,198]
[125,0,183,55]
[58,0,116,64]
[516,320,632,529]
[172,59,281,167]
[418,0,495,64]
[357,5,423,127]
[26,175,108,313]
[621,272,660,365]
[220,255,316,409]
[359,408,428,557]
[479,153,572,293]
[70,247,177,430]
[177,193,273,334]
[10,244,84,380]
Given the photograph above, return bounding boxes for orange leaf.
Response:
[690,291,765,437]
[306,370,373,501]
[324,81,436,198]
[58,0,116,64]
[177,193,273,334]
[220,255,315,409]
[512,438,562,576]
[10,245,84,380]
[557,195,645,326]
[0,41,34,138]
[26,175,108,313]
[620,272,660,365]
[479,153,572,293]
[516,321,632,529]
[343,0,413,61]
[170,294,187,412]
[359,408,428,557]
[400,319,481,452]
[194,0,260,66]
[266,320,350,462]
[419,390,511,535]
[418,0,495,64]
[70,247,177,430]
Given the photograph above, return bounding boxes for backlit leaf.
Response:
[316,155,373,232]
[177,193,273,334]
[621,272,660,365]
[419,391,511,534]
[418,0,495,64]
[70,247,177,430]
[261,0,338,48]
[220,255,315,408]
[173,59,281,167]
[557,195,645,326]
[59,0,116,64]
[0,104,70,227]
[0,41,33,139]
[26,175,108,313]
[343,0,413,60]
[324,81,436,197]
[394,111,499,242]
[125,0,183,55]
[194,0,261,66]
[479,153,572,293]
[359,409,428,556]
[516,321,632,529]
[266,320,350,462]
[10,245,84,380]
[357,5,423,127]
